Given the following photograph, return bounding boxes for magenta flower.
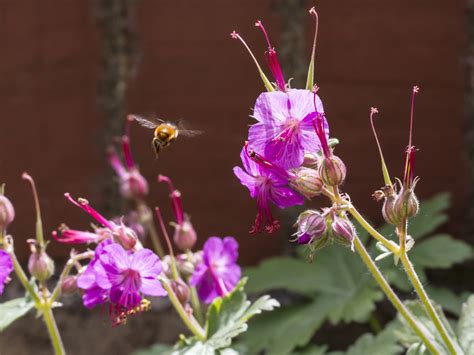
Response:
[53,224,110,245]
[77,240,112,308]
[189,237,241,304]
[98,244,166,309]
[0,250,13,295]
[108,117,149,200]
[249,89,328,169]
[55,193,139,250]
[233,145,304,234]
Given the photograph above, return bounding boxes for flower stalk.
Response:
[160,277,206,341]
[41,305,66,355]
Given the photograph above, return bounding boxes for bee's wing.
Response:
[130,114,163,129]
[175,119,204,137]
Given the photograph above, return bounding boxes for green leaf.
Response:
[295,344,328,355]
[238,297,334,355]
[332,321,403,355]
[245,257,318,296]
[427,287,465,317]
[409,234,472,269]
[205,278,279,350]
[396,300,463,355]
[457,295,474,354]
[134,344,173,355]
[407,193,451,240]
[0,297,35,332]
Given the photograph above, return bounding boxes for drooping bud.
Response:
[318,155,347,187]
[61,275,78,294]
[173,216,197,251]
[294,210,327,245]
[331,215,356,250]
[112,222,138,250]
[289,167,323,199]
[28,241,55,282]
[0,194,15,232]
[170,279,190,305]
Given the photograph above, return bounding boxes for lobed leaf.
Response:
[457,295,474,354]
[0,297,35,332]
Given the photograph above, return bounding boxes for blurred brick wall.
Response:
[0,0,467,263]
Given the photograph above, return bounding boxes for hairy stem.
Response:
[161,278,206,340]
[399,252,457,354]
[42,305,66,355]
[353,237,441,354]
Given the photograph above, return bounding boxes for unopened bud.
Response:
[393,187,419,221]
[28,250,55,281]
[331,215,356,250]
[382,195,401,225]
[294,210,327,244]
[318,156,346,187]
[61,275,78,294]
[173,217,197,251]
[0,195,15,231]
[302,153,319,169]
[170,279,190,305]
[289,167,323,199]
[113,223,138,250]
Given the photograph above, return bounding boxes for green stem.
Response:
[42,305,66,355]
[353,237,440,354]
[5,245,41,305]
[137,202,165,258]
[161,278,206,340]
[189,286,204,325]
[400,252,457,355]
[348,206,399,254]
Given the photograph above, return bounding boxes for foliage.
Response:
[137,279,279,355]
[238,193,472,354]
[0,297,35,332]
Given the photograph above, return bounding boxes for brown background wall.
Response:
[0,0,468,263]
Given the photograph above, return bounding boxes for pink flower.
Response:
[189,237,241,304]
[0,250,13,295]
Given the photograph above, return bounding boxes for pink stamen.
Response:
[158,175,184,225]
[244,142,289,179]
[107,148,127,178]
[255,20,286,91]
[64,193,114,230]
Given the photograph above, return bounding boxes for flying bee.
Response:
[130,114,203,157]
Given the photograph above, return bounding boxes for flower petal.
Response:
[140,278,167,297]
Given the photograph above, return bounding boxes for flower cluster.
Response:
[231,8,355,251]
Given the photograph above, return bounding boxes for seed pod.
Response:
[302,153,319,169]
[289,167,323,199]
[393,188,419,221]
[61,275,78,294]
[318,155,346,187]
[170,279,190,305]
[113,224,138,250]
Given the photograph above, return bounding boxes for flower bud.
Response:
[120,170,149,199]
[61,275,78,294]
[28,250,55,282]
[318,155,346,187]
[382,194,401,225]
[331,215,356,250]
[393,188,419,221]
[173,218,197,251]
[113,223,138,250]
[302,153,319,169]
[289,167,323,199]
[170,279,190,305]
[0,195,15,231]
[294,210,327,244]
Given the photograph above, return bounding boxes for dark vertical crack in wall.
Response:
[95,0,139,216]
[272,0,308,88]
[466,0,474,242]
